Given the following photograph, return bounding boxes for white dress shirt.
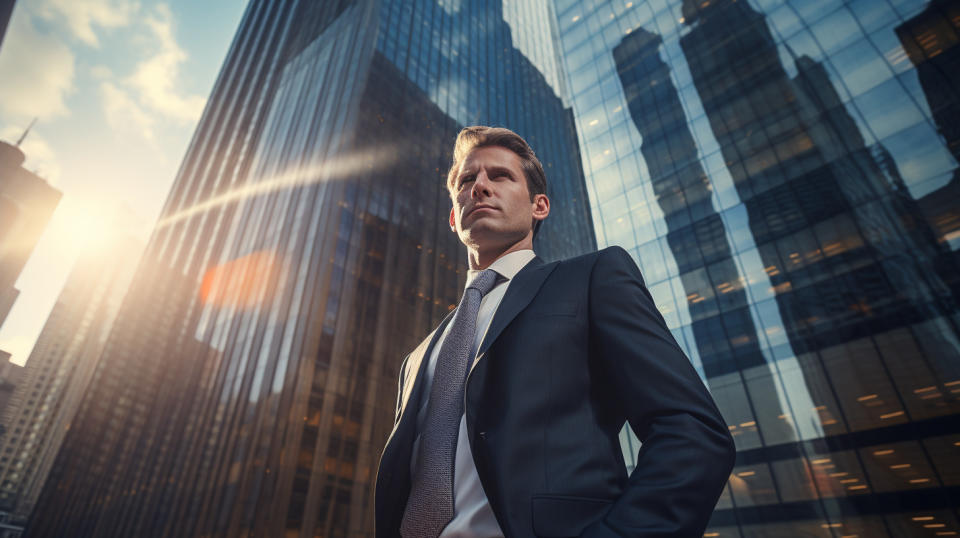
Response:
[412,249,537,538]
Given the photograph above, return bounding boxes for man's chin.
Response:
[458,225,494,244]
[459,227,528,249]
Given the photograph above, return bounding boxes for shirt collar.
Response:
[465,249,536,289]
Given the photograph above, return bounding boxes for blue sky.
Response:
[0,0,248,365]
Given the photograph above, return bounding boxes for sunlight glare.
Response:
[156,147,399,229]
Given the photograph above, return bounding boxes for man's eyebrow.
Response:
[485,166,515,178]
[456,165,516,182]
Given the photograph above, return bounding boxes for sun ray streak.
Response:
[156,147,401,229]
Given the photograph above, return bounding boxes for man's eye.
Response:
[459,176,475,188]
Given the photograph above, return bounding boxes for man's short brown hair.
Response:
[446,126,547,201]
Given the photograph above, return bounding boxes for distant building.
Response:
[896,0,960,166]
[613,27,795,451]
[917,176,960,269]
[0,140,61,329]
[0,0,15,53]
[897,0,960,288]
[0,233,141,520]
[0,355,22,424]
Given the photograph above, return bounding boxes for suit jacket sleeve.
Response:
[582,246,736,538]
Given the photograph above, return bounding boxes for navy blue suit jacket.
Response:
[375,246,735,537]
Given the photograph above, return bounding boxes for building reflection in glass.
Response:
[897,0,960,298]
[613,26,801,452]
[554,0,960,535]
[26,1,594,537]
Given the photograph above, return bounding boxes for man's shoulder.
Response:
[539,246,638,289]
[556,245,634,269]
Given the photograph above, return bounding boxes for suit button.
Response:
[479,431,487,440]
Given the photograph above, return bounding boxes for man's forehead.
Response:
[459,145,521,172]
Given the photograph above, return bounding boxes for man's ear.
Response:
[449,206,457,232]
[532,194,550,222]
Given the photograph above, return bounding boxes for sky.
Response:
[0,0,248,366]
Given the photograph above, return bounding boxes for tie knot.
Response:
[466,269,499,296]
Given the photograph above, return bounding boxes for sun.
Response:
[48,198,118,258]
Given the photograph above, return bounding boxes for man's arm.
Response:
[583,246,735,537]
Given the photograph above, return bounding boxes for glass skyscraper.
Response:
[20,0,960,536]
[555,0,959,535]
[0,140,61,331]
[26,1,593,537]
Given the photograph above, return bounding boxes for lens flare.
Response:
[200,250,286,309]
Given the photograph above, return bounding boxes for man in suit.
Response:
[375,126,735,537]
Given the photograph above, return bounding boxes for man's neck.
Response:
[467,237,533,270]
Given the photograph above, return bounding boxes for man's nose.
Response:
[471,171,492,198]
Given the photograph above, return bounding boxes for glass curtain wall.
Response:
[552,0,960,536]
[26,1,594,537]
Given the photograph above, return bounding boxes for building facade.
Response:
[0,232,140,520]
[899,0,960,295]
[554,0,960,535]
[0,0,15,53]
[26,1,594,537]
[0,357,23,422]
[0,140,61,331]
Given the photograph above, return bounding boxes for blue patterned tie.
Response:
[400,269,500,537]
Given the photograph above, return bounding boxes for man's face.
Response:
[448,146,546,252]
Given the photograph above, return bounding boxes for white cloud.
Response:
[125,4,206,125]
[91,4,206,143]
[35,0,139,48]
[100,81,156,143]
[0,14,75,122]
[94,4,206,142]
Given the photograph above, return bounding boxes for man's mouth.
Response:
[467,204,496,217]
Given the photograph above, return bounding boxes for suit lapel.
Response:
[392,256,556,439]
[463,257,556,451]
[377,309,455,489]
[378,257,558,530]
[474,256,557,362]
[398,309,455,416]
[376,309,455,532]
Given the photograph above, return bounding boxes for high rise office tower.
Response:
[680,0,958,387]
[0,233,141,520]
[501,0,568,101]
[897,0,960,292]
[896,0,959,165]
[0,357,22,421]
[27,2,594,536]
[680,0,960,532]
[0,140,61,330]
[0,0,14,52]
[552,0,960,535]
[613,27,795,448]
